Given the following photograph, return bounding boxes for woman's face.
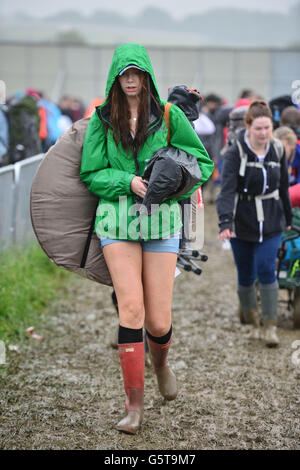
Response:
[118,68,143,98]
[246,116,273,148]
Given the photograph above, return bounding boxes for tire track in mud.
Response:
[1,204,300,450]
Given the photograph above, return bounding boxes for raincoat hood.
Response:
[105,43,160,100]
[81,43,214,243]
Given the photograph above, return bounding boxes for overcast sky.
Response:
[1,0,298,19]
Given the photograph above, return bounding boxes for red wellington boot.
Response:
[116,342,144,434]
[147,336,178,401]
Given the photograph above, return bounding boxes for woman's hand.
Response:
[218,229,235,241]
[286,226,292,231]
[130,176,148,198]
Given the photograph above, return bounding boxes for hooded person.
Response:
[80,43,213,434]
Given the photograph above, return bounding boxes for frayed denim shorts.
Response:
[100,231,180,254]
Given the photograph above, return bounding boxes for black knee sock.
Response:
[146,325,172,345]
[118,325,143,344]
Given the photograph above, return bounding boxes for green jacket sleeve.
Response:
[80,112,136,201]
[169,104,214,200]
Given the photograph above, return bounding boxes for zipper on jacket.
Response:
[259,155,266,243]
[132,143,144,240]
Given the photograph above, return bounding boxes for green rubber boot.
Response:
[259,282,279,348]
[237,284,260,338]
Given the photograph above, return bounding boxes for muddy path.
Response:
[1,203,300,450]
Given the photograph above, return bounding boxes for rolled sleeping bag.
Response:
[30,117,112,286]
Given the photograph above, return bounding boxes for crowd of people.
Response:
[0,90,103,167]
[1,85,299,196]
[193,90,300,208]
[194,89,300,349]
[2,84,300,339]
[80,63,300,434]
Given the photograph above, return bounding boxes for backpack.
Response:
[269,95,294,130]
[280,208,300,275]
[236,137,284,179]
[167,85,203,124]
[223,106,286,226]
[40,98,63,149]
[221,105,249,156]
[164,89,204,251]
[6,94,42,164]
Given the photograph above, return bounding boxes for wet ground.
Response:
[1,203,300,450]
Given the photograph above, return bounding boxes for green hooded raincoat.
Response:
[80,43,214,241]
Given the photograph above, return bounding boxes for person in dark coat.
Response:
[216,101,292,347]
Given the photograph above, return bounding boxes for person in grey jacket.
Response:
[216,100,292,347]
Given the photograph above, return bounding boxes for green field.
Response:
[0,242,74,343]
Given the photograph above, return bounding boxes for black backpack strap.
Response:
[80,210,96,268]
[132,143,140,175]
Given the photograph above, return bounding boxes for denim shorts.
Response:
[100,231,180,254]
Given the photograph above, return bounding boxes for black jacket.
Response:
[141,146,202,214]
[216,130,292,242]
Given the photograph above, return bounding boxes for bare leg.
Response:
[103,242,145,329]
[142,252,177,336]
[102,242,145,434]
[142,251,178,400]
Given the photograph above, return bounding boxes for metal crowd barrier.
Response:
[0,154,43,253]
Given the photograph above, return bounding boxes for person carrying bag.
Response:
[80,43,213,434]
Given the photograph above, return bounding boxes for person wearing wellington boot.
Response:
[80,43,214,434]
[216,101,292,347]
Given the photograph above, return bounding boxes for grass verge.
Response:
[0,242,74,344]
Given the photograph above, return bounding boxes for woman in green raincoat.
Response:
[80,43,213,434]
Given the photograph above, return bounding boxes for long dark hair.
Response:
[107,72,160,152]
